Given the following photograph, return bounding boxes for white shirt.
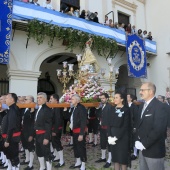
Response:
[128,102,132,107]
[35,105,42,121]
[141,97,155,118]
[43,2,53,10]
[69,107,76,130]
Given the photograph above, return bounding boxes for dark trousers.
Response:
[3,140,19,166]
[21,132,35,152]
[73,133,87,162]
[100,128,110,151]
[51,131,63,151]
[35,134,51,161]
[63,119,70,134]
[88,118,98,134]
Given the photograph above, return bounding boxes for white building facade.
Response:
[1,0,170,99]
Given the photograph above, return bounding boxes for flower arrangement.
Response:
[60,80,105,103]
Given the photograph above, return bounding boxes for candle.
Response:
[107,58,112,65]
[63,71,67,76]
[56,69,62,76]
[76,54,82,61]
[63,61,67,68]
[68,64,74,71]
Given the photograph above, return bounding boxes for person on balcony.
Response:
[80,10,86,19]
[118,23,125,31]
[126,24,131,35]
[43,0,53,10]
[131,25,136,34]
[147,32,153,41]
[67,7,75,16]
[30,0,40,6]
[103,15,109,26]
[138,29,143,38]
[109,19,114,28]
[143,30,148,38]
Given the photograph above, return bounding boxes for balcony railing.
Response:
[13,1,157,55]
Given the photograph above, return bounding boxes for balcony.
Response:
[12,1,157,56]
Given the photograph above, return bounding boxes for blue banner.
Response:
[126,34,147,78]
[0,0,13,64]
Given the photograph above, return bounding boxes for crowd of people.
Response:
[16,0,153,41]
[0,82,169,170]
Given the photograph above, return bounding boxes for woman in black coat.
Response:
[108,92,130,170]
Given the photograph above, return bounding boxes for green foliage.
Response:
[27,19,118,58]
[81,97,101,103]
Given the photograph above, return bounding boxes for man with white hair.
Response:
[69,94,87,170]
[35,92,52,170]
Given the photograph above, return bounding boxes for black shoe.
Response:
[20,161,29,165]
[55,162,65,168]
[131,155,137,160]
[95,158,106,163]
[92,144,97,147]
[103,162,111,168]
[0,162,5,166]
[0,165,8,169]
[53,159,60,162]
[24,166,34,170]
[88,141,93,144]
[69,164,81,169]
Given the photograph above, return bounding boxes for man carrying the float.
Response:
[35,92,52,170]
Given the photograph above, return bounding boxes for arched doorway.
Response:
[38,53,78,97]
[115,64,142,98]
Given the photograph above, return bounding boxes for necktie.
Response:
[141,102,147,118]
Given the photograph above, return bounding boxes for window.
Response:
[61,0,80,10]
[118,11,130,25]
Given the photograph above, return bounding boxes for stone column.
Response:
[7,69,41,99]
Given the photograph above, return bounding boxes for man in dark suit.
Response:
[2,93,21,170]
[95,93,113,168]
[135,82,167,170]
[69,94,87,170]
[35,92,52,170]
[49,94,65,168]
[127,94,139,160]
[21,95,35,170]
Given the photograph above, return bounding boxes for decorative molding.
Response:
[112,0,137,13]
[7,70,41,80]
[137,0,146,4]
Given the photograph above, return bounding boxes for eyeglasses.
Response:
[139,89,150,92]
